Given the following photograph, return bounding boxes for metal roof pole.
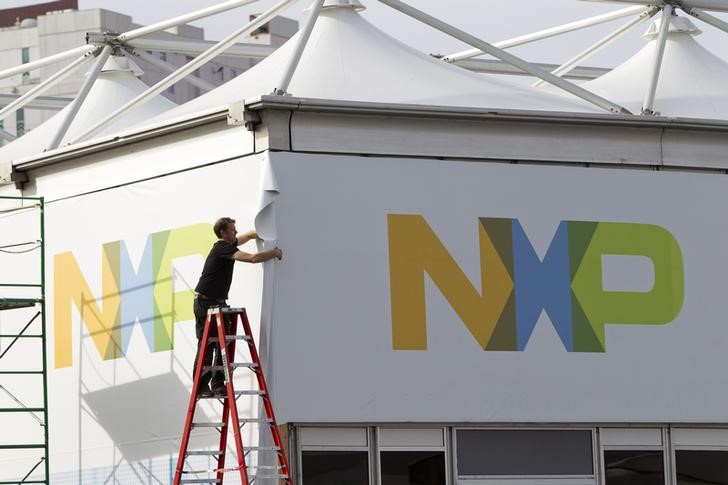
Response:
[47,46,113,150]
[118,0,261,42]
[273,0,325,95]
[0,129,17,141]
[126,38,275,60]
[0,45,95,82]
[682,6,728,33]
[0,51,96,123]
[128,48,217,92]
[73,0,299,144]
[586,0,728,13]
[378,0,632,114]
[533,7,658,87]
[641,4,673,115]
[444,5,647,62]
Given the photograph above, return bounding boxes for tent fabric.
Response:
[580,15,728,119]
[0,56,175,163]
[150,3,596,124]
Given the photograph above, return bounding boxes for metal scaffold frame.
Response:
[0,196,49,485]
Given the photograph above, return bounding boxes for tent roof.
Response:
[150,2,596,125]
[0,56,175,164]
[581,14,728,118]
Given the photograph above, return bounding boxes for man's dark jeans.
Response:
[192,297,232,391]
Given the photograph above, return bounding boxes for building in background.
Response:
[0,0,297,142]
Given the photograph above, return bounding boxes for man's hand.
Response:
[273,247,283,260]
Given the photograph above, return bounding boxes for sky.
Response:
[18,0,728,66]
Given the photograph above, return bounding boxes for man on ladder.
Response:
[193,217,282,398]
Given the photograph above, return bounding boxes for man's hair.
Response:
[214,217,236,238]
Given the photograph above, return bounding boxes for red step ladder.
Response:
[174,307,291,484]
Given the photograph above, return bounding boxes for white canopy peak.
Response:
[99,55,144,77]
[644,14,702,39]
[304,0,365,14]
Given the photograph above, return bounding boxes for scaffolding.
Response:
[0,196,49,485]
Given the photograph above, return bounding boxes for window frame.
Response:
[453,426,598,484]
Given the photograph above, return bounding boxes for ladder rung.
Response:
[251,474,289,479]
[180,479,221,484]
[234,390,265,396]
[203,363,257,371]
[251,465,283,470]
[239,417,273,424]
[245,446,281,452]
[186,450,223,456]
[208,335,251,342]
[191,422,225,428]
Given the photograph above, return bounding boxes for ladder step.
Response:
[179,479,221,484]
[208,335,251,342]
[186,450,223,456]
[234,390,265,396]
[191,422,225,428]
[239,416,274,422]
[251,474,289,480]
[245,446,281,452]
[203,363,257,371]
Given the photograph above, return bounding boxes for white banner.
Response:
[266,151,728,424]
[1,155,267,481]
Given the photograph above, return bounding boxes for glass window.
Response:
[675,450,728,485]
[381,451,445,485]
[456,429,593,476]
[604,450,664,485]
[16,109,25,137]
[21,47,30,83]
[302,451,368,485]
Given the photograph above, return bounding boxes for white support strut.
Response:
[582,0,728,13]
[533,6,659,87]
[273,0,326,94]
[0,45,95,83]
[444,5,647,62]
[0,51,97,123]
[379,0,632,114]
[682,6,728,33]
[0,128,17,142]
[126,38,276,60]
[47,46,113,150]
[642,4,673,114]
[128,48,218,93]
[118,0,261,42]
[73,0,300,144]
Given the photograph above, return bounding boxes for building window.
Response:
[302,451,369,484]
[16,109,25,136]
[299,428,370,485]
[379,428,447,485]
[21,47,30,83]
[604,450,664,485]
[675,450,728,484]
[456,429,594,477]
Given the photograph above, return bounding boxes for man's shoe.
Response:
[211,385,227,397]
[198,387,214,398]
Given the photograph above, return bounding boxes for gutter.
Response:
[8,95,728,176]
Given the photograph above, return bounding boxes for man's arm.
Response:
[235,230,259,246]
[231,247,283,263]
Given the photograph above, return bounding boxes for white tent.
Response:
[581,14,728,119]
[0,55,175,164]
[150,0,596,126]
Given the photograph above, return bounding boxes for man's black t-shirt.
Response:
[195,240,238,300]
